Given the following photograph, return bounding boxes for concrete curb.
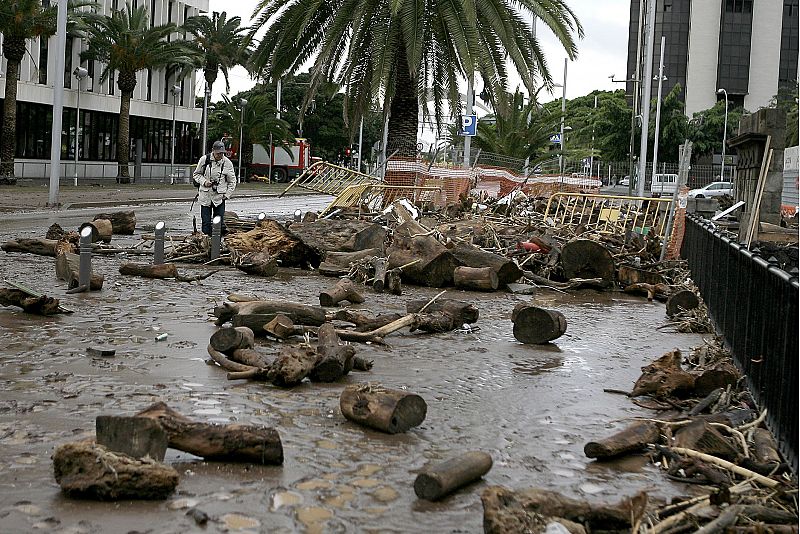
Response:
[63,191,318,210]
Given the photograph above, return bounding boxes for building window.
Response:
[663,1,672,12]
[150,0,156,26]
[86,61,94,92]
[147,68,152,101]
[38,37,48,85]
[63,37,73,88]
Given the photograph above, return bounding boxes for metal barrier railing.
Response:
[8,160,195,184]
[281,161,381,197]
[320,184,445,216]
[682,215,799,474]
[543,192,673,238]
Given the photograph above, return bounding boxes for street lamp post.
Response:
[73,66,88,187]
[716,88,729,182]
[651,36,667,193]
[238,98,248,182]
[169,85,181,184]
[201,82,211,153]
[559,58,567,181]
[589,94,597,179]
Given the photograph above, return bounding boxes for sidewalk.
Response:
[0,182,313,212]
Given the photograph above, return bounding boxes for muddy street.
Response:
[0,197,704,533]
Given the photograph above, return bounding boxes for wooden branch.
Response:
[661,446,779,487]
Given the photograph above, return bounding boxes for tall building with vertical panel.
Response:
[627,0,798,116]
[0,0,209,179]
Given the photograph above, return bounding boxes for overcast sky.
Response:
[206,0,631,106]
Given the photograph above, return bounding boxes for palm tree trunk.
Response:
[0,58,20,183]
[386,48,419,158]
[117,89,133,183]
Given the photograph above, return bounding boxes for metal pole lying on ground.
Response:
[210,216,222,260]
[153,221,166,265]
[78,226,93,288]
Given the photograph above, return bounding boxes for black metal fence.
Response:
[682,215,799,473]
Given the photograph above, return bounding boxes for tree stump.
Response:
[94,211,136,235]
[694,360,740,396]
[309,323,356,382]
[319,279,365,307]
[560,239,615,282]
[210,326,255,355]
[340,383,427,434]
[631,350,695,398]
[584,421,661,459]
[267,346,318,387]
[451,244,523,286]
[386,268,403,295]
[264,314,296,339]
[235,251,278,277]
[406,298,479,324]
[387,220,460,287]
[135,402,283,464]
[414,451,493,500]
[511,304,567,344]
[214,300,326,327]
[80,219,113,244]
[224,218,321,267]
[666,290,700,317]
[372,257,388,292]
[453,266,499,291]
[56,252,104,290]
[53,441,178,500]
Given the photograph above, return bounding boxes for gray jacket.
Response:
[193,154,237,207]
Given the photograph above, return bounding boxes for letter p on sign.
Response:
[460,114,477,137]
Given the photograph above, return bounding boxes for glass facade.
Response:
[779,0,799,90]
[717,0,753,97]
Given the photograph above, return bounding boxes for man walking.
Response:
[193,141,237,235]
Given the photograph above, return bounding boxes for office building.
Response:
[627,0,798,116]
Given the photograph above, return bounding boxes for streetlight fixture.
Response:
[716,88,729,182]
[238,98,248,182]
[72,66,88,187]
[169,84,181,184]
[651,36,667,190]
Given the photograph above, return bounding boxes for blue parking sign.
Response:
[460,114,477,136]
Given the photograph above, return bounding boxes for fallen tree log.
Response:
[229,348,272,368]
[753,428,781,465]
[406,298,479,324]
[414,451,493,501]
[267,346,318,387]
[224,219,320,267]
[291,220,387,257]
[2,238,62,257]
[79,219,113,244]
[210,326,255,354]
[523,272,609,290]
[308,323,356,382]
[560,239,616,283]
[318,248,382,277]
[56,252,104,290]
[584,421,661,459]
[511,304,567,344]
[451,244,523,286]
[386,268,402,295]
[94,211,136,235]
[232,314,280,336]
[673,420,741,461]
[666,289,700,317]
[332,310,405,332]
[53,441,178,500]
[233,251,278,277]
[631,349,695,398]
[694,360,740,396]
[340,383,427,433]
[0,288,63,315]
[387,220,460,287]
[119,262,217,282]
[372,257,388,292]
[214,300,326,327]
[319,279,365,307]
[623,282,669,301]
[264,315,297,339]
[453,266,499,291]
[135,402,283,464]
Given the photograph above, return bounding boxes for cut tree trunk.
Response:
[79,220,113,244]
[209,326,255,354]
[94,211,136,235]
[453,266,499,291]
[319,279,365,307]
[332,310,405,332]
[560,239,615,283]
[119,262,179,279]
[232,314,280,336]
[413,312,456,333]
[264,314,296,339]
[53,441,178,500]
[387,220,461,287]
[318,248,382,277]
[135,402,283,464]
[215,300,327,327]
[631,349,696,398]
[229,348,271,368]
[386,268,403,295]
[2,238,62,257]
[56,252,104,290]
[267,346,318,387]
[0,288,63,315]
[224,219,320,268]
[623,282,670,301]
[673,420,740,461]
[753,428,781,465]
[451,244,523,286]
[308,323,356,382]
[694,360,740,396]
[340,383,427,433]
[234,251,278,277]
[414,451,493,501]
[406,298,479,324]
[666,290,700,317]
[372,257,388,292]
[290,220,388,257]
[617,264,666,287]
[511,304,567,344]
[584,421,661,459]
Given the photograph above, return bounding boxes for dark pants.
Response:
[200,201,226,236]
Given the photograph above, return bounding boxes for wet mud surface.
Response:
[0,196,705,533]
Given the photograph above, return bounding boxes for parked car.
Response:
[688,181,734,198]
[619,176,630,186]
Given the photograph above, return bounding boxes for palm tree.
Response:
[248,0,582,157]
[81,4,198,182]
[183,11,249,152]
[0,0,90,183]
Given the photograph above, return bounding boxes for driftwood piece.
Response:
[695,505,798,534]
[353,356,374,371]
[690,388,724,416]
[333,310,405,332]
[264,314,296,339]
[79,219,113,244]
[210,326,255,354]
[414,451,493,500]
[291,220,387,256]
[56,252,104,290]
[53,441,178,500]
[372,257,388,292]
[406,298,479,324]
[623,282,669,301]
[387,220,461,287]
[694,360,740,396]
[386,268,402,295]
[318,248,382,277]
[0,288,63,315]
[412,311,456,333]
[119,262,217,283]
[666,289,700,317]
[232,314,280,336]
[230,348,272,368]
[135,402,283,464]
[2,237,62,257]
[267,346,318,387]
[319,279,366,307]
[215,300,327,327]
[631,350,695,398]
[584,421,661,459]
[618,263,666,287]
[753,428,781,465]
[224,219,320,267]
[94,211,136,235]
[291,324,385,345]
[95,416,169,461]
[561,239,616,282]
[309,323,356,382]
[511,304,567,344]
[481,486,647,534]
[234,251,278,277]
[451,244,523,286]
[673,420,741,460]
[453,266,499,291]
[523,272,609,290]
[340,383,427,433]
